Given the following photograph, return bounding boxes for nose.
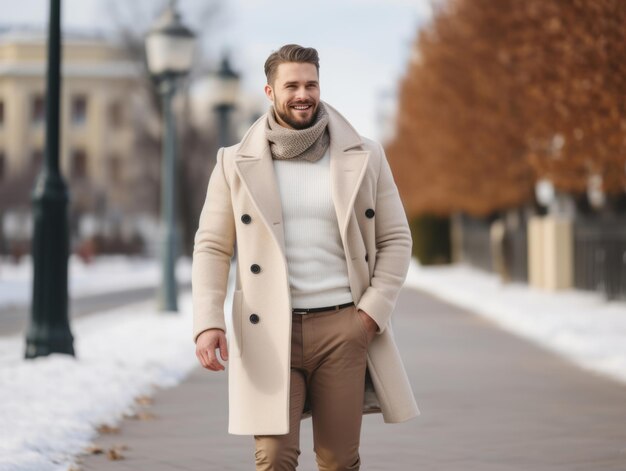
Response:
[294,86,309,101]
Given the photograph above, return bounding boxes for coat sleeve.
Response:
[356,142,413,335]
[191,147,236,343]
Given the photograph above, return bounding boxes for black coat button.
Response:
[249,313,260,324]
[241,214,252,224]
[250,264,261,274]
[365,208,375,219]
[365,254,369,262]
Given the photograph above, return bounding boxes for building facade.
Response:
[0,28,149,254]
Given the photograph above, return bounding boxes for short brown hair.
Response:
[264,44,320,85]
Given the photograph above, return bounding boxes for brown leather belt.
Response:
[292,301,354,315]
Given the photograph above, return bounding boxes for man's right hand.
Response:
[195,328,229,371]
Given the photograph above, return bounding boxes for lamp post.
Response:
[25,0,74,358]
[213,54,240,148]
[145,0,196,312]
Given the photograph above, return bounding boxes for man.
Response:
[192,44,419,470]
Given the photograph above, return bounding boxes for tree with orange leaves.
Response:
[388,0,626,218]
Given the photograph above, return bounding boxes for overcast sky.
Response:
[0,0,433,139]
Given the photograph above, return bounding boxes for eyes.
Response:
[285,83,318,90]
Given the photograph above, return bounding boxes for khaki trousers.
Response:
[254,304,370,471]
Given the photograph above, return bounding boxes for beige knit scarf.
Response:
[265,101,330,162]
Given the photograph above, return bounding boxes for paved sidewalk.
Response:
[78,288,626,470]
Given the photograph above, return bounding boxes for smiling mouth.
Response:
[290,103,313,112]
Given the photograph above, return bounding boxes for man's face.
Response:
[264,62,320,130]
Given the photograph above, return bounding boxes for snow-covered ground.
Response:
[405,259,626,386]
[0,255,192,311]
[1,257,626,470]
[0,293,205,471]
[0,256,235,471]
[0,255,215,471]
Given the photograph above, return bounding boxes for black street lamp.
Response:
[25,0,74,359]
[213,54,240,149]
[145,0,196,312]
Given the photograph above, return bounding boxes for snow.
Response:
[0,255,230,471]
[1,256,626,470]
[0,255,192,310]
[0,287,234,471]
[405,259,626,386]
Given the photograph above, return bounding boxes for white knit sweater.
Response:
[273,149,354,309]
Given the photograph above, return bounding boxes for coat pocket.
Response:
[229,289,243,358]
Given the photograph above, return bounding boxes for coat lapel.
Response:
[330,149,369,239]
[326,102,370,240]
[234,118,286,254]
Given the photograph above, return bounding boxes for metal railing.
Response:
[504,222,528,283]
[458,213,493,273]
[459,209,530,284]
[459,212,626,300]
[574,218,626,301]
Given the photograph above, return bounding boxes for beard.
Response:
[275,100,319,130]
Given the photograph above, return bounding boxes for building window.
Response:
[108,101,124,128]
[31,94,46,125]
[71,95,88,126]
[70,149,88,179]
[31,149,43,170]
[109,154,122,183]
[0,100,5,126]
[0,151,5,181]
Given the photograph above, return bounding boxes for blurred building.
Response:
[0,27,146,253]
[0,29,269,258]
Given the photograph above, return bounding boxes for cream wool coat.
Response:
[192,101,420,435]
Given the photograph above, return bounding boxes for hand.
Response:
[357,309,378,343]
[196,328,229,371]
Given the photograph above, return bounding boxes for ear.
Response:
[264,84,274,102]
